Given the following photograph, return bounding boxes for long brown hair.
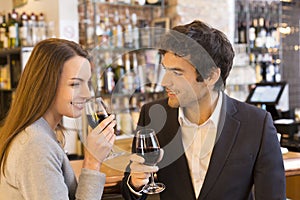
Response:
[0,38,90,174]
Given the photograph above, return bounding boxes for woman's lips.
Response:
[71,101,85,110]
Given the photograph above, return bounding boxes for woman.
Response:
[0,38,116,199]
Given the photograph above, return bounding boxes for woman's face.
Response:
[49,55,91,120]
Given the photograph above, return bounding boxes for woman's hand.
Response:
[83,114,116,171]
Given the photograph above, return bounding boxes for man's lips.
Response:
[165,89,178,97]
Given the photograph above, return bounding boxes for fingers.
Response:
[130,154,159,173]
[129,154,159,189]
[130,173,151,188]
[93,114,116,133]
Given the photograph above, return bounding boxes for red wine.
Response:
[87,112,108,129]
[136,147,160,166]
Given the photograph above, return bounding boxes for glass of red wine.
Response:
[85,97,124,160]
[135,128,166,194]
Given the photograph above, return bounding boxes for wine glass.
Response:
[85,97,124,160]
[135,128,166,194]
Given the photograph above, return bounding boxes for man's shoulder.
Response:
[226,95,267,117]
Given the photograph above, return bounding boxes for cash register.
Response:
[246,82,300,152]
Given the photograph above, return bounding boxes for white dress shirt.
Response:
[178,92,222,198]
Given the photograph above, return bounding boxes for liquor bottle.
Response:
[255,8,267,48]
[112,11,124,48]
[104,11,112,44]
[238,20,247,44]
[123,53,136,94]
[38,13,46,42]
[8,10,20,48]
[119,97,133,135]
[29,12,38,46]
[0,13,8,48]
[139,20,151,48]
[130,95,140,130]
[249,18,257,50]
[104,52,115,94]
[19,12,29,46]
[131,13,139,49]
[114,55,125,93]
[132,52,141,92]
[124,8,133,48]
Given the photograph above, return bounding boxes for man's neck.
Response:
[183,91,219,125]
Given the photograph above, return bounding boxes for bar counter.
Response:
[70,137,300,199]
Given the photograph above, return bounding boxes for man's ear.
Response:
[204,67,221,87]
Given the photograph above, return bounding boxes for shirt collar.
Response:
[178,92,223,127]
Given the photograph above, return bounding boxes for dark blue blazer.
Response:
[121,94,286,200]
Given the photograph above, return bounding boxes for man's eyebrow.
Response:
[161,63,184,72]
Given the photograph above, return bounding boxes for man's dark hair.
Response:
[159,20,235,91]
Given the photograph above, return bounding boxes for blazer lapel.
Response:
[199,95,241,199]
[158,101,196,199]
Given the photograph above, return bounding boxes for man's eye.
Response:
[173,71,183,76]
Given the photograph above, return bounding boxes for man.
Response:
[121,20,286,200]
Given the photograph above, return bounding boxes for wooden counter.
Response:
[70,137,300,198]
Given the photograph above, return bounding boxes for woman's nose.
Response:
[82,84,92,99]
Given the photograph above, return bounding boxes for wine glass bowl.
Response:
[85,97,109,129]
[85,97,124,160]
[135,128,166,194]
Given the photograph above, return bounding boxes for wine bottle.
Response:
[8,10,20,48]
[0,13,8,48]
[124,8,133,48]
[19,12,29,46]
[123,53,136,94]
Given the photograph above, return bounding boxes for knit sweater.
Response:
[0,118,105,200]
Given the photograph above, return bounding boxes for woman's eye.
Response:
[70,82,80,87]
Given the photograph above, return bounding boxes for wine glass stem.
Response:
[150,172,156,187]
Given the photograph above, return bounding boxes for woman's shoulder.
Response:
[9,118,65,164]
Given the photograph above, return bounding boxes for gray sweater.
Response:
[0,118,105,200]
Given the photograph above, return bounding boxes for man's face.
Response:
[161,52,212,109]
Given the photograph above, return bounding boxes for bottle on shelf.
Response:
[0,13,8,48]
[139,19,151,48]
[114,55,125,93]
[249,17,257,50]
[123,53,136,94]
[131,13,139,49]
[255,7,267,49]
[8,10,20,48]
[238,19,247,44]
[103,52,115,94]
[124,8,133,48]
[29,12,38,46]
[130,95,140,130]
[38,12,47,42]
[112,11,124,48]
[19,12,29,46]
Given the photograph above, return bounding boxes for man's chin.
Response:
[167,98,180,108]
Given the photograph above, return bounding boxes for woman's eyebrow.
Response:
[70,77,84,81]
